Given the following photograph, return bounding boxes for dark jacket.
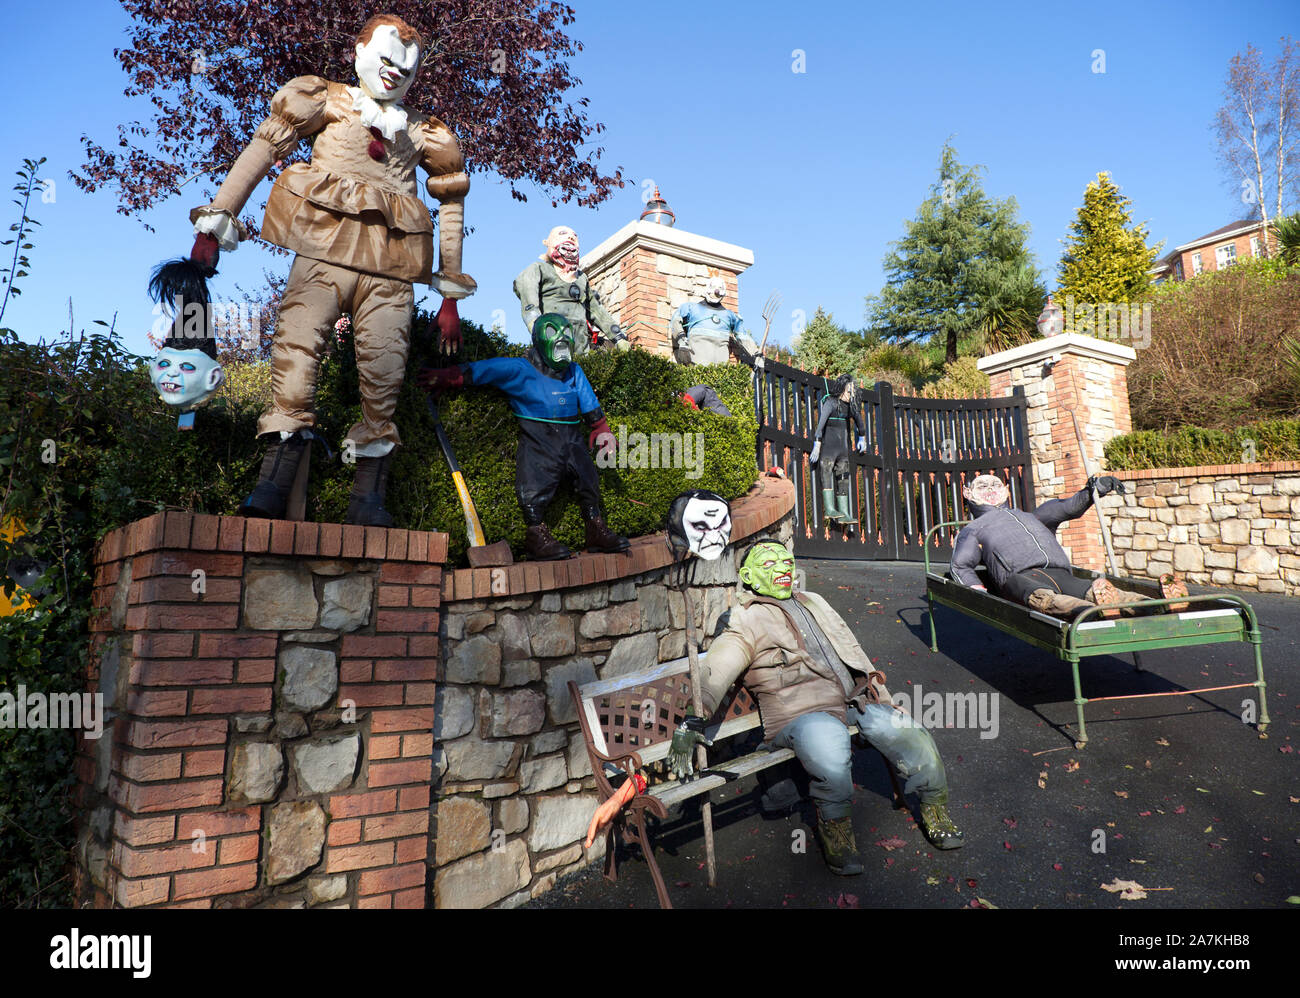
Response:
[949,488,1094,591]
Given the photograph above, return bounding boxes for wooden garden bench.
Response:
[569,654,902,909]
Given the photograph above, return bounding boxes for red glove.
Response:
[416,365,464,397]
[588,415,614,453]
[190,233,220,273]
[435,298,461,354]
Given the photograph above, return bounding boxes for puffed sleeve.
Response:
[419,118,475,298]
[191,76,329,247]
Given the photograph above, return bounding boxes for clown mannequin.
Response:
[695,539,964,874]
[188,13,476,526]
[809,374,867,531]
[514,227,628,354]
[951,473,1181,617]
[418,314,629,561]
[673,277,755,366]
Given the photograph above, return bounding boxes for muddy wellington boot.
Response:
[821,489,843,522]
[834,492,856,535]
[240,431,312,519]
[345,452,395,528]
[582,506,629,554]
[816,811,864,875]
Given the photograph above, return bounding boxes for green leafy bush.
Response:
[1104,419,1300,470]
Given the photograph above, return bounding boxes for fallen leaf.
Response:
[1174,805,1186,814]
[875,836,908,851]
[1004,841,1013,851]
[835,893,860,909]
[1280,745,1294,754]
[1251,790,1265,796]
[1286,896,1300,905]
[1204,826,1214,833]
[972,897,999,909]
[1101,877,1150,900]
[1003,818,1018,829]
[966,878,978,888]
[1130,859,1147,864]
[675,880,691,888]
[1156,737,1170,746]
[925,876,940,886]
[1139,811,1151,817]
[1196,787,1210,793]
[1064,759,1080,772]
[1053,863,1063,871]
[1254,873,1265,884]
[1114,790,1129,799]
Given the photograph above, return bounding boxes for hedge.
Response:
[1103,419,1300,471]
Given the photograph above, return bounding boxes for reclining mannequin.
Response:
[950,474,1182,617]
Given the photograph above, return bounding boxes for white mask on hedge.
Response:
[150,348,225,409]
[682,496,732,560]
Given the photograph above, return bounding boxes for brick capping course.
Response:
[440,475,794,600]
[1110,461,1300,482]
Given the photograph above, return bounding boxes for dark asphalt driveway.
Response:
[529,559,1299,910]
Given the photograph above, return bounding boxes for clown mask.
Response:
[532,313,576,372]
[668,491,733,560]
[544,226,580,272]
[963,474,1009,509]
[703,277,727,306]
[355,23,421,103]
[739,541,796,599]
[150,348,225,409]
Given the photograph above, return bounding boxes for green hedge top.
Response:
[1103,419,1300,471]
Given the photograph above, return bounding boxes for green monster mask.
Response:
[531,313,576,372]
[739,541,796,599]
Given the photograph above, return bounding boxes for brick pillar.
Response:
[979,333,1136,571]
[582,220,754,357]
[75,512,448,909]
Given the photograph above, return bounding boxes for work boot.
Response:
[815,812,864,875]
[582,506,629,553]
[821,488,843,521]
[1089,577,1143,618]
[1159,572,1189,612]
[345,453,395,528]
[919,800,965,850]
[1027,588,1093,619]
[524,523,571,561]
[240,431,311,519]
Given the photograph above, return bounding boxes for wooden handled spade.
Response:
[426,398,513,568]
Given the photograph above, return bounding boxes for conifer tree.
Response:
[869,142,1040,364]
[794,307,862,376]
[1056,172,1159,306]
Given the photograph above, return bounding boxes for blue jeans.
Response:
[764,705,949,821]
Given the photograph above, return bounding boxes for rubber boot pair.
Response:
[344,452,395,528]
[240,431,394,527]
[522,505,570,561]
[582,507,629,554]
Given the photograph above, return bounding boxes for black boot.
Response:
[345,453,395,528]
[582,506,629,553]
[240,431,311,519]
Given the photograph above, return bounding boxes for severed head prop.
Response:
[667,490,733,561]
[962,473,1009,510]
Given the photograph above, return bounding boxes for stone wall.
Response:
[430,476,796,908]
[1107,462,1300,596]
[76,513,448,909]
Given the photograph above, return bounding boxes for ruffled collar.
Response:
[346,87,409,141]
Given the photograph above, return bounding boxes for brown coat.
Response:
[700,591,889,738]
[191,76,474,290]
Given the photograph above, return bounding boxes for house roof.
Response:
[1173,218,1265,253]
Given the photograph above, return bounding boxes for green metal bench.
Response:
[923,520,1270,747]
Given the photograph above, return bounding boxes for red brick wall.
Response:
[75,511,448,909]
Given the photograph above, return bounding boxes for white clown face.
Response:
[703,277,727,305]
[682,496,732,560]
[150,348,225,408]
[355,25,421,103]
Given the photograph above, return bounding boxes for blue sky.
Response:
[1,0,1296,357]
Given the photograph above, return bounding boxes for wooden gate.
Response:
[753,360,1034,561]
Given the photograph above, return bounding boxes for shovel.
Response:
[426,398,513,568]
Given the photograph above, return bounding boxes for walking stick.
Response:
[681,583,717,888]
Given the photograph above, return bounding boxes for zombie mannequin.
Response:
[186,13,476,526]
[809,374,867,531]
[951,474,1179,617]
[514,227,628,354]
[688,539,964,874]
[418,314,629,561]
[673,277,755,366]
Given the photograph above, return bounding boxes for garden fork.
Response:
[757,291,782,357]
